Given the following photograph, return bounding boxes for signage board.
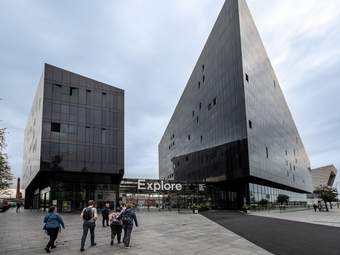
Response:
[137,179,182,192]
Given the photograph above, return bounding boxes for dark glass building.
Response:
[159,0,313,209]
[22,64,124,211]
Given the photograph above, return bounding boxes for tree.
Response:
[0,127,13,194]
[314,185,337,212]
[277,194,289,205]
[258,199,268,208]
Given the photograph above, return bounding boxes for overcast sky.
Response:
[1,0,339,187]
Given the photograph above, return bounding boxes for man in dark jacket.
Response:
[102,203,110,227]
[43,206,65,253]
[120,204,138,248]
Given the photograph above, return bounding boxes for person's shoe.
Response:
[45,247,50,253]
[51,245,57,249]
[91,243,96,247]
[80,248,85,252]
[110,240,113,246]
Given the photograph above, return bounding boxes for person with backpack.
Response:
[80,200,98,252]
[109,208,123,246]
[102,202,110,227]
[119,203,138,248]
[43,206,65,253]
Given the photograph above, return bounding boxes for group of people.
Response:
[42,200,138,253]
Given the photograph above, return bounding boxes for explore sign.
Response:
[137,179,182,192]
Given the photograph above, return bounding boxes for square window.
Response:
[70,87,79,96]
[51,122,60,132]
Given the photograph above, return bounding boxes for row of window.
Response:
[51,122,108,144]
[52,84,113,107]
[249,183,307,204]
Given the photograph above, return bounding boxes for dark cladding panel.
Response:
[238,0,313,192]
[23,63,125,190]
[173,139,249,182]
[159,0,247,181]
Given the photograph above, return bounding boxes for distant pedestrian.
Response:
[80,200,98,252]
[318,201,322,212]
[119,204,138,248]
[43,206,65,253]
[313,203,318,212]
[109,208,123,246]
[102,203,110,227]
[16,202,21,213]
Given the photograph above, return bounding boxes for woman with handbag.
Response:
[109,208,123,246]
[43,206,65,253]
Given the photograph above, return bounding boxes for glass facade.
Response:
[23,64,124,210]
[249,183,307,208]
[158,0,313,210]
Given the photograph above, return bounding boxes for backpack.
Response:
[83,207,93,221]
[110,213,122,225]
[121,210,133,225]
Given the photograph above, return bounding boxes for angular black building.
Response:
[22,64,124,211]
[159,0,313,209]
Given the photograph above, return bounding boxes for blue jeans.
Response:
[81,221,95,249]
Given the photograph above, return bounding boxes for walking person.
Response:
[102,202,110,227]
[80,200,98,252]
[16,201,21,213]
[313,203,318,212]
[109,208,123,246]
[43,206,65,253]
[120,204,138,248]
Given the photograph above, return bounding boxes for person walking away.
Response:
[120,204,138,248]
[16,201,21,213]
[313,203,318,212]
[43,206,65,253]
[80,200,98,252]
[102,202,110,227]
[109,208,123,246]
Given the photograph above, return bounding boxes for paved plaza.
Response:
[0,208,271,255]
[250,207,340,227]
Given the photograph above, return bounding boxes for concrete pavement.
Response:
[0,208,271,255]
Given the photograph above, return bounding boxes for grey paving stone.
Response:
[0,208,272,255]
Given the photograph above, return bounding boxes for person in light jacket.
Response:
[43,206,65,253]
